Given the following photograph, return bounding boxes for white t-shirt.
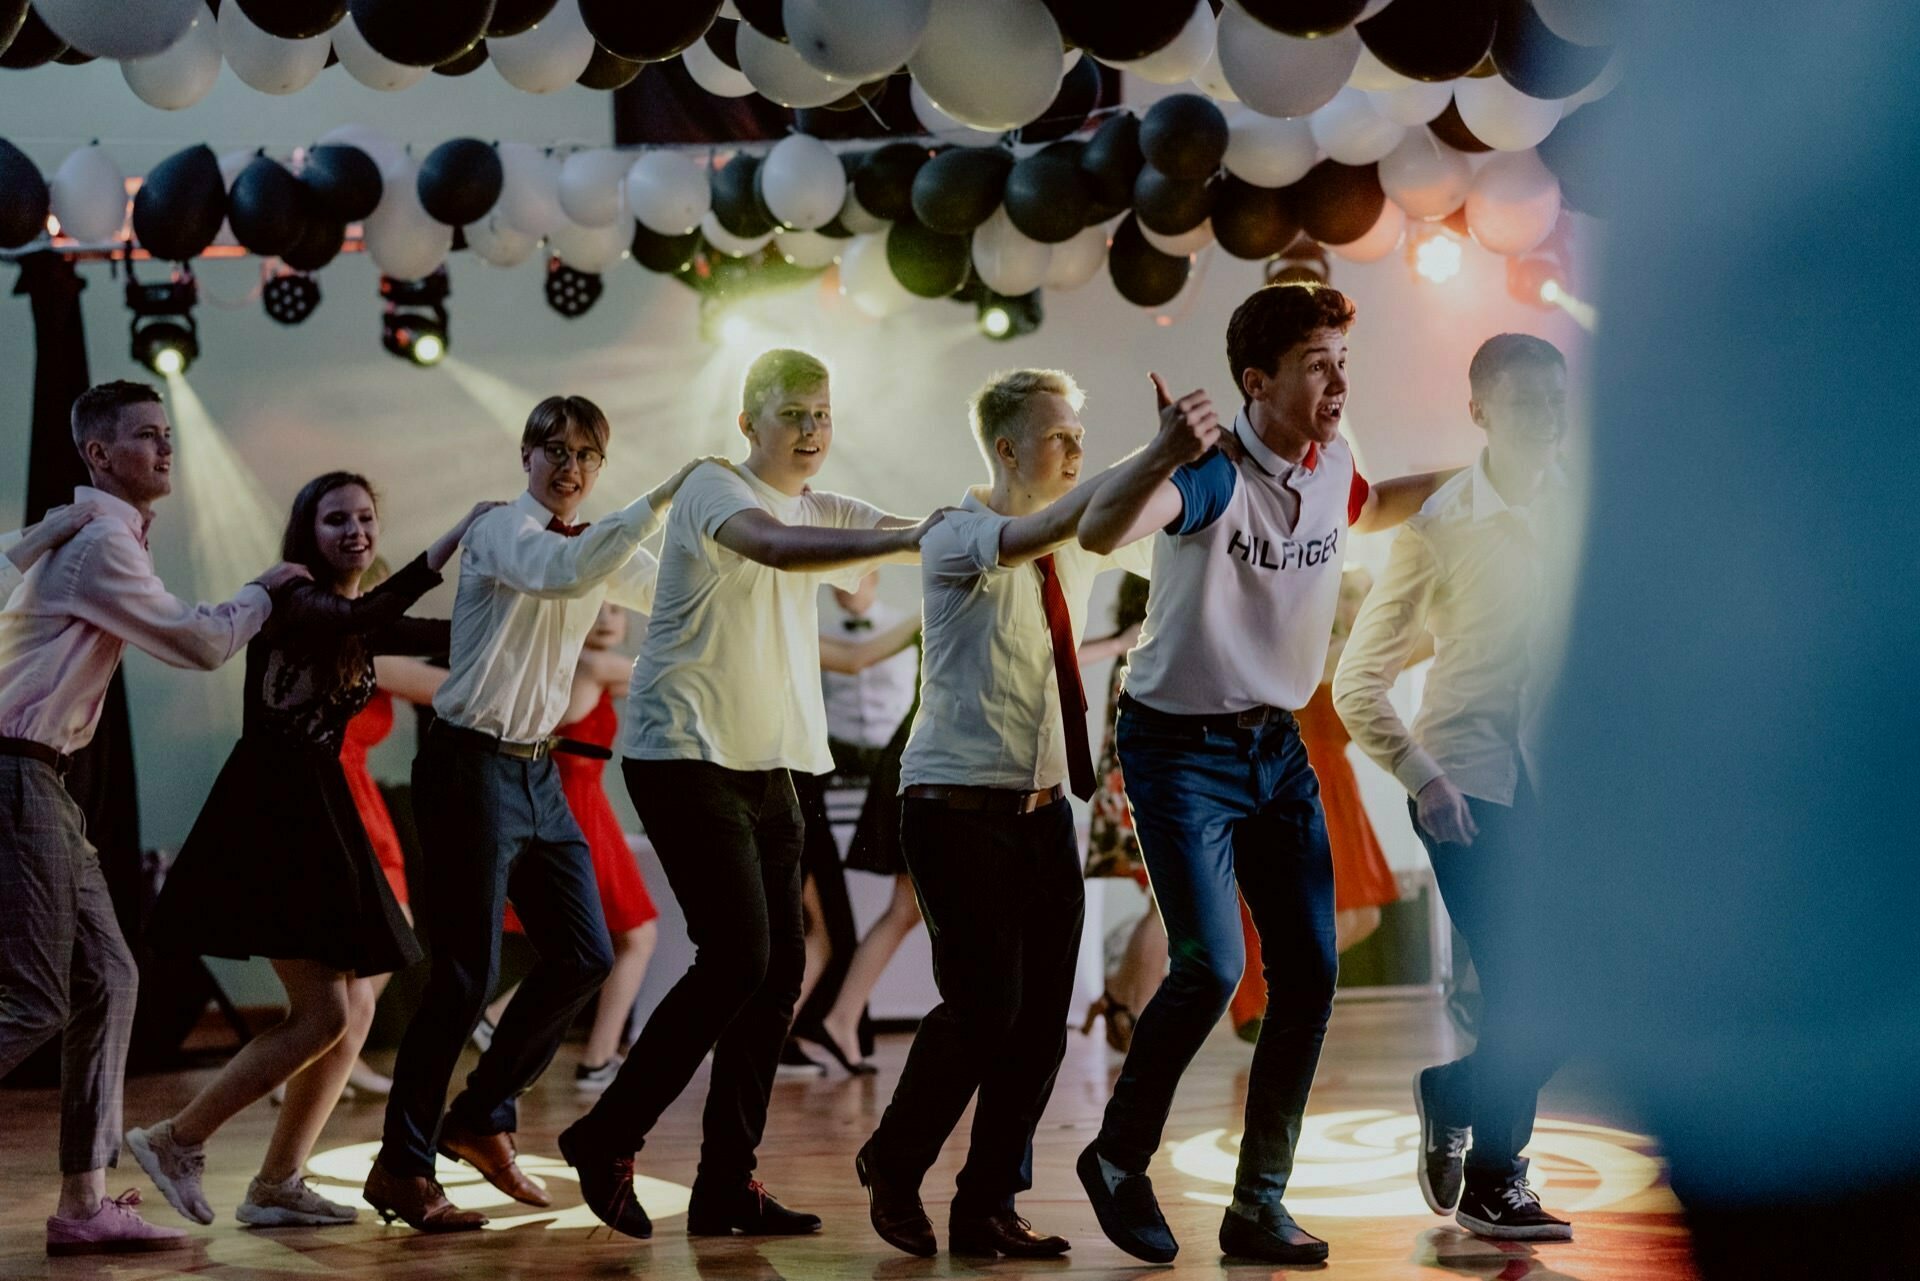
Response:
[622,462,887,773]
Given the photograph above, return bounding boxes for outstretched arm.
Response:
[1079,373,1219,554]
[1352,469,1462,533]
[819,614,919,674]
[714,507,946,573]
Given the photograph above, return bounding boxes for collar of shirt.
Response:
[73,485,152,545]
[512,489,561,528]
[1468,450,1567,525]
[737,461,806,517]
[1232,409,1320,479]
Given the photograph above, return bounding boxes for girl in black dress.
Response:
[129,474,498,1229]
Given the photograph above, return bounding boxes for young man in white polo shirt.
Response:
[854,369,1216,1260]
[561,349,945,1241]
[1334,334,1574,1243]
[1076,283,1443,1265]
[369,395,702,1232]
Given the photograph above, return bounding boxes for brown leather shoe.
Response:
[949,1208,1071,1258]
[437,1121,552,1208]
[363,1161,488,1232]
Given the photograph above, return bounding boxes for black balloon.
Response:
[300,145,384,221]
[1108,213,1190,307]
[705,16,739,68]
[0,9,64,67]
[580,0,718,62]
[0,136,48,250]
[486,0,556,37]
[0,0,28,59]
[132,145,227,263]
[1080,111,1144,210]
[229,157,306,258]
[733,0,784,40]
[1003,152,1089,244]
[853,142,929,222]
[910,146,1012,236]
[1535,89,1612,216]
[416,138,503,226]
[1019,55,1103,144]
[578,44,644,88]
[631,221,701,272]
[236,0,346,40]
[1291,160,1384,245]
[1133,166,1212,235]
[436,40,489,73]
[1427,99,1493,153]
[1238,0,1365,37]
[886,218,969,298]
[1492,0,1610,100]
[281,211,346,271]
[349,0,494,67]
[1210,174,1299,259]
[1139,93,1228,181]
[711,154,776,238]
[52,45,92,64]
[1044,0,1195,63]
[1358,0,1497,81]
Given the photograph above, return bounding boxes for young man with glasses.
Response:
[367,395,704,1231]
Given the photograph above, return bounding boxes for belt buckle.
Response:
[1235,707,1267,729]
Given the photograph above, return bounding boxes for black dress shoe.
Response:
[1218,1207,1329,1265]
[556,1126,652,1240]
[855,1143,935,1258]
[685,1180,822,1236]
[949,1209,1070,1258]
[1075,1139,1177,1263]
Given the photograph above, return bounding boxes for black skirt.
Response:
[147,735,423,977]
[844,704,914,877]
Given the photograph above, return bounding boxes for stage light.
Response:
[980,304,1012,339]
[975,289,1042,341]
[1409,227,1463,284]
[545,260,604,319]
[380,270,450,366]
[126,270,200,376]
[1540,277,1562,304]
[262,270,321,326]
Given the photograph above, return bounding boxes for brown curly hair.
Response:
[1225,282,1357,404]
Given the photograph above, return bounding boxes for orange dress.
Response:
[340,689,409,907]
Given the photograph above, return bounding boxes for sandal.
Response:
[1078,991,1138,1054]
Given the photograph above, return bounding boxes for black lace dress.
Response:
[148,555,449,976]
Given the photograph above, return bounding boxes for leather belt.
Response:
[1118,692,1295,736]
[903,783,1065,815]
[430,719,555,761]
[0,736,74,777]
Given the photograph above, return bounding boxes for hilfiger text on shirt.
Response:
[1226,524,1341,572]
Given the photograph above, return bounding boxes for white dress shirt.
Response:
[1334,451,1566,806]
[821,596,918,749]
[623,461,886,774]
[901,489,1152,792]
[434,489,662,744]
[0,487,272,754]
[0,530,24,601]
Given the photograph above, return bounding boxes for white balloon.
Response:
[1218,3,1359,119]
[496,142,567,237]
[1140,217,1213,257]
[1345,44,1401,92]
[465,211,538,267]
[550,218,628,272]
[121,4,220,110]
[1378,130,1471,219]
[1113,2,1214,86]
[775,228,843,268]
[908,80,1003,146]
[558,148,632,228]
[1359,0,1393,15]
[759,133,845,231]
[364,160,454,279]
[1223,110,1317,188]
[837,185,889,234]
[1465,149,1561,255]
[839,232,912,316]
[701,210,773,257]
[737,23,845,108]
[492,0,595,93]
[1042,221,1106,290]
[1369,76,1454,125]
[1309,88,1406,165]
[1326,198,1404,262]
[907,0,1062,132]
[1531,0,1617,47]
[1454,76,1565,152]
[318,125,407,179]
[970,208,1051,295]
[331,10,427,91]
[682,35,755,97]
[1564,50,1624,113]
[36,0,198,60]
[217,3,328,95]
[50,146,126,243]
[1189,43,1238,103]
[625,150,711,237]
[785,0,928,82]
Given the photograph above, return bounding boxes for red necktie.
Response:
[1036,553,1096,802]
[547,516,589,537]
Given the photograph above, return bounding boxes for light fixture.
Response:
[126,269,199,376]
[1408,224,1464,285]
[380,269,450,366]
[975,289,1042,341]
[545,260,604,319]
[262,270,321,326]
[1265,234,1333,287]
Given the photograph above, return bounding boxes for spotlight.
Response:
[126,270,200,376]
[975,289,1042,341]
[380,270,450,366]
[1265,234,1332,287]
[262,270,321,326]
[1408,225,1463,284]
[545,260,604,319]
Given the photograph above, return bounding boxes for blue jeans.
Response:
[1097,702,1337,1216]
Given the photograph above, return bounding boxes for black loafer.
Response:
[1076,1139,1177,1264]
[1218,1207,1329,1265]
[685,1180,822,1236]
[556,1126,651,1240]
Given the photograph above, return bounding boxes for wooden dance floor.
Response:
[0,998,1697,1280]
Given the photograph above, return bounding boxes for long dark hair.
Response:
[282,470,378,580]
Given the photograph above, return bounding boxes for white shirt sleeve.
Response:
[1105,532,1155,580]
[605,545,659,613]
[925,509,1006,580]
[0,530,23,599]
[816,492,894,591]
[1333,522,1444,797]
[684,464,764,540]
[61,526,271,672]
[469,496,664,600]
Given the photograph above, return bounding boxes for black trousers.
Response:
[867,797,1084,1215]
[575,759,806,1188]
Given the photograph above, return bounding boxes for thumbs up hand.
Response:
[1147,371,1219,469]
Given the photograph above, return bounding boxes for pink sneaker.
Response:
[46,1189,191,1256]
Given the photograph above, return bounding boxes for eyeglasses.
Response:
[539,441,606,473]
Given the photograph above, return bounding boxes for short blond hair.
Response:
[969,368,1084,468]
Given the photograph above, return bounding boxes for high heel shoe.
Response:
[802,1028,878,1077]
[1078,991,1137,1054]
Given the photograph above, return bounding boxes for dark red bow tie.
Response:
[547,516,590,538]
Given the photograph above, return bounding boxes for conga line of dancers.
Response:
[0,281,1576,1263]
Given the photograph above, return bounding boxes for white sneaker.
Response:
[347,1059,393,1097]
[470,1017,496,1053]
[237,1175,359,1227]
[126,1121,214,1225]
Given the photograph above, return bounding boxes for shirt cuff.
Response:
[1394,748,1445,799]
[238,581,274,613]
